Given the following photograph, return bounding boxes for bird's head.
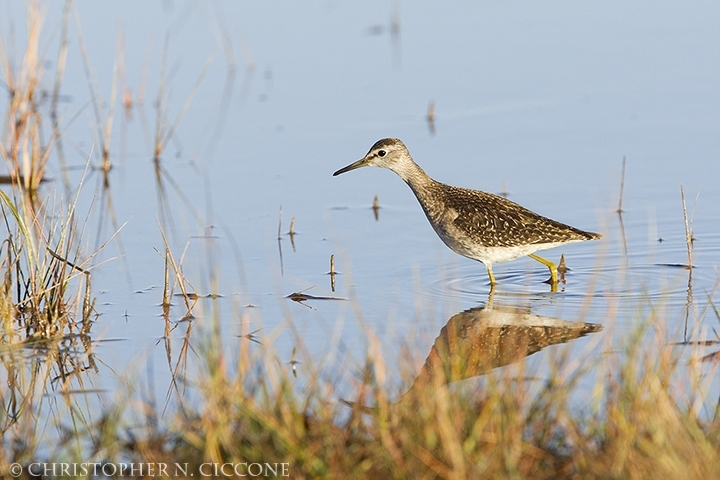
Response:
[333,138,411,176]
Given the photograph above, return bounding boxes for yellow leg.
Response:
[528,253,558,284]
[487,283,496,305]
[486,264,497,286]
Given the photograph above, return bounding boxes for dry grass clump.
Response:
[0,147,100,473]
[86,307,718,480]
[0,189,93,340]
[0,0,95,344]
[0,2,102,469]
[0,0,56,197]
[0,175,100,475]
[570,322,720,479]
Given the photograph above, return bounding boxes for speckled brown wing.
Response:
[438,184,600,248]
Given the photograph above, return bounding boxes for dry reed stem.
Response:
[426,101,435,135]
[680,184,693,270]
[329,254,336,292]
[75,8,117,172]
[617,155,626,213]
[50,0,72,190]
[152,34,213,161]
[157,220,196,313]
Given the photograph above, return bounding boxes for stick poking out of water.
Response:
[617,156,626,214]
[330,254,336,292]
[680,184,696,271]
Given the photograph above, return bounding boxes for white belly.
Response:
[438,230,577,266]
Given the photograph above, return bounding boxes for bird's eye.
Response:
[377,150,386,157]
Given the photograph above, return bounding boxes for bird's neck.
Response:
[394,157,433,192]
[397,159,445,224]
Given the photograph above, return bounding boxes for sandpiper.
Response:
[333,138,600,286]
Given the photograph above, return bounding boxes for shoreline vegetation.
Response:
[1,2,719,479]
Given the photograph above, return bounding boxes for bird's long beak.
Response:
[333,157,370,176]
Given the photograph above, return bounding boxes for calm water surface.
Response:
[2,1,720,427]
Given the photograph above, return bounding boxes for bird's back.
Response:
[413,180,600,250]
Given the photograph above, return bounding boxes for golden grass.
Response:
[62,302,714,480]
[0,2,46,193]
[0,0,99,342]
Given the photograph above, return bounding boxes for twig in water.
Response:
[557,254,567,275]
[163,247,170,309]
[286,287,344,304]
[330,254,336,292]
[617,156,626,213]
[426,101,435,135]
[157,221,196,313]
[50,0,72,191]
[555,254,568,285]
[152,35,213,161]
[288,214,296,251]
[680,184,701,342]
[289,346,299,377]
[236,328,262,345]
[46,247,89,275]
[75,9,117,173]
[680,184,697,270]
[277,206,284,274]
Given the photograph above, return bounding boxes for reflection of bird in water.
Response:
[333,138,600,287]
[398,304,602,403]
